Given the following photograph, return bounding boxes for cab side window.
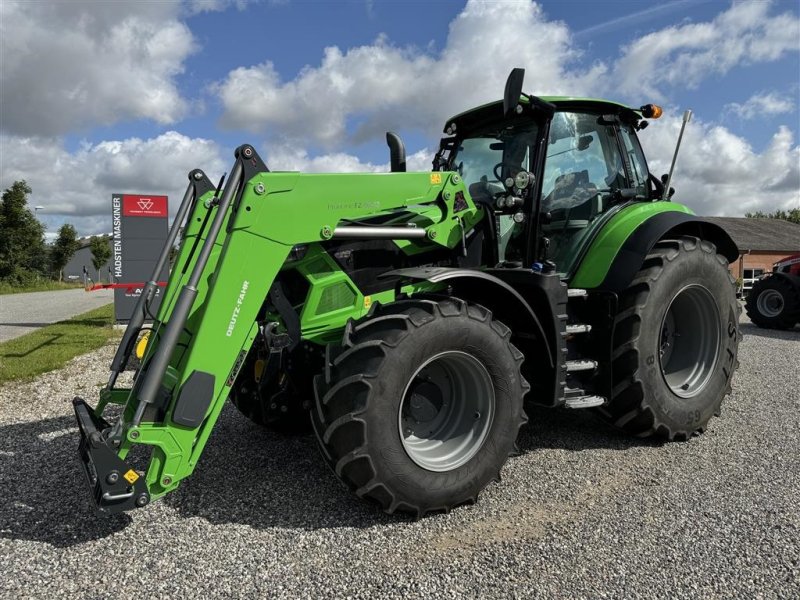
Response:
[618,124,649,197]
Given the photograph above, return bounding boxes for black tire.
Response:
[229,341,316,434]
[745,275,800,329]
[311,297,529,517]
[601,236,740,440]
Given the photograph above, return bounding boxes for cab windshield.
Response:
[452,125,537,193]
[450,124,538,262]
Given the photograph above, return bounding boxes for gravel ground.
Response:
[0,316,798,599]
[0,288,113,342]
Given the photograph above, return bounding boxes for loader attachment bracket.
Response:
[268,281,301,350]
[73,397,150,514]
[230,143,270,221]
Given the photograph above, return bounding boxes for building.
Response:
[705,217,800,294]
[62,235,113,283]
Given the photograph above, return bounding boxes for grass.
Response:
[0,304,117,383]
[0,280,85,295]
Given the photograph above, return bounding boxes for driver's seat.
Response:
[548,170,592,207]
[543,170,602,231]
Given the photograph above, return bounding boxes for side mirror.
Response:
[503,68,525,117]
[386,132,406,173]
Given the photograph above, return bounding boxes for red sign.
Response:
[122,194,168,218]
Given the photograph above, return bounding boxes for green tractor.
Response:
[73,69,740,517]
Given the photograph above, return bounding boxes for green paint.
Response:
[97,167,478,497]
[570,202,694,288]
[445,96,639,128]
[82,88,702,511]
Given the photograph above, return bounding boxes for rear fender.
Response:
[571,205,738,292]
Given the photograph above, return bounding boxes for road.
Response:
[0,288,114,342]
[0,316,797,598]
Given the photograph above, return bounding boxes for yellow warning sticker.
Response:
[364,295,372,309]
[430,173,442,185]
[135,330,150,360]
[254,358,265,383]
[124,469,139,484]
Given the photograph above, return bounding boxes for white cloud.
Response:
[214,0,604,147]
[0,131,434,235]
[612,1,800,100]
[0,1,196,136]
[725,92,795,120]
[1,0,797,234]
[264,145,432,173]
[268,112,800,218]
[639,114,800,217]
[186,0,254,14]
[0,132,226,235]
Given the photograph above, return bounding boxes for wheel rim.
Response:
[658,284,721,398]
[756,289,784,318]
[398,351,495,472]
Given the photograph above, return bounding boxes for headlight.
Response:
[514,171,531,189]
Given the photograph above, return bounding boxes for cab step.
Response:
[565,359,598,373]
[566,323,592,335]
[565,395,606,409]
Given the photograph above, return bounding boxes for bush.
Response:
[3,266,43,287]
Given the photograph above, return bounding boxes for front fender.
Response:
[571,202,738,292]
[383,267,555,369]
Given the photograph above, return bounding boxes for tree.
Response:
[745,209,800,225]
[0,180,47,283]
[89,236,111,282]
[50,224,79,281]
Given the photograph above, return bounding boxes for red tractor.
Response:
[745,253,800,329]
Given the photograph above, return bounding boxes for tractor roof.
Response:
[444,96,640,134]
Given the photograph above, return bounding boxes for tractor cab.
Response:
[437,83,664,277]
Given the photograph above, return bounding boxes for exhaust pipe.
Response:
[386,132,406,173]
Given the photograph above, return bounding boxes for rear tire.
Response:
[311,298,529,517]
[745,275,800,329]
[601,236,740,440]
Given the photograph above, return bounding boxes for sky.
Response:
[1,0,799,237]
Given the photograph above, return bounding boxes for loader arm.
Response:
[74,145,481,512]
[96,175,222,413]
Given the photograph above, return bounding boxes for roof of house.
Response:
[74,233,112,249]
[704,217,800,253]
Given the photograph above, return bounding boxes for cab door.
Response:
[540,111,647,276]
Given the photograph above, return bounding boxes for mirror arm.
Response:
[527,95,556,117]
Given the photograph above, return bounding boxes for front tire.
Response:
[602,237,740,440]
[311,298,529,517]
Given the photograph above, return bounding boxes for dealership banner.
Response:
[111,194,169,321]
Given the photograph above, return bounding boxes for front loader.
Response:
[73,69,740,516]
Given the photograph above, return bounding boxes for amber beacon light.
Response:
[640,104,663,119]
